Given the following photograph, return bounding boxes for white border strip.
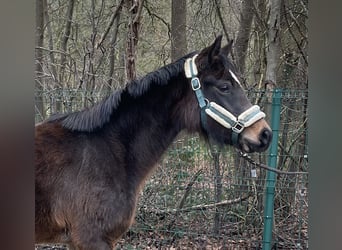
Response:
[184,54,198,78]
[229,69,242,87]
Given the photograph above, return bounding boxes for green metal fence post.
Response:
[262,88,282,250]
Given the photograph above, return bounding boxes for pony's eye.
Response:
[219,85,230,93]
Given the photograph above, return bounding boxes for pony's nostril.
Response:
[260,128,272,145]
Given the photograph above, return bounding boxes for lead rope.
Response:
[184,54,266,145]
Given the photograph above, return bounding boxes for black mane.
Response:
[46,53,196,132]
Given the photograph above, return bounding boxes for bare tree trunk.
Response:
[265,0,282,84]
[250,0,268,86]
[107,11,121,92]
[125,0,144,81]
[171,0,187,62]
[235,0,254,75]
[35,0,45,121]
[214,0,231,43]
[84,0,98,106]
[232,1,256,193]
[104,0,125,92]
[60,0,75,80]
[264,0,281,164]
[43,0,58,85]
[58,0,75,113]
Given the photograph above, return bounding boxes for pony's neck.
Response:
[104,69,197,193]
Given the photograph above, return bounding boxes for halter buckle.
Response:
[191,77,201,91]
[232,121,245,133]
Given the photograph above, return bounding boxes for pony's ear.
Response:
[221,39,233,56]
[207,35,223,63]
[196,35,223,70]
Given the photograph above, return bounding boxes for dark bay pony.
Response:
[35,35,272,249]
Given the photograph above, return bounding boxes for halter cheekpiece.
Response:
[184,54,266,145]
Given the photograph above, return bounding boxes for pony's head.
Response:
[186,35,272,153]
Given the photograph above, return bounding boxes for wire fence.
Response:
[35,89,308,249]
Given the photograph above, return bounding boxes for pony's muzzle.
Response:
[239,119,272,153]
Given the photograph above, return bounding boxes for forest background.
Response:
[35,0,308,118]
[34,0,308,249]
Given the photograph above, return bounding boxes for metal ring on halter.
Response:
[204,98,209,107]
[232,121,245,134]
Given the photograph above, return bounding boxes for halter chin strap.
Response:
[184,54,266,145]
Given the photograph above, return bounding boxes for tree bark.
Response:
[235,0,254,75]
[265,0,282,84]
[171,0,187,62]
[57,0,75,113]
[214,0,231,44]
[60,0,75,81]
[125,0,144,81]
[43,0,58,84]
[250,0,268,85]
[107,5,122,92]
[35,0,45,121]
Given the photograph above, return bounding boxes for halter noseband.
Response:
[184,54,266,145]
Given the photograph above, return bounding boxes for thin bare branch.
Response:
[238,151,308,175]
[283,1,308,66]
[96,0,125,49]
[154,195,250,215]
